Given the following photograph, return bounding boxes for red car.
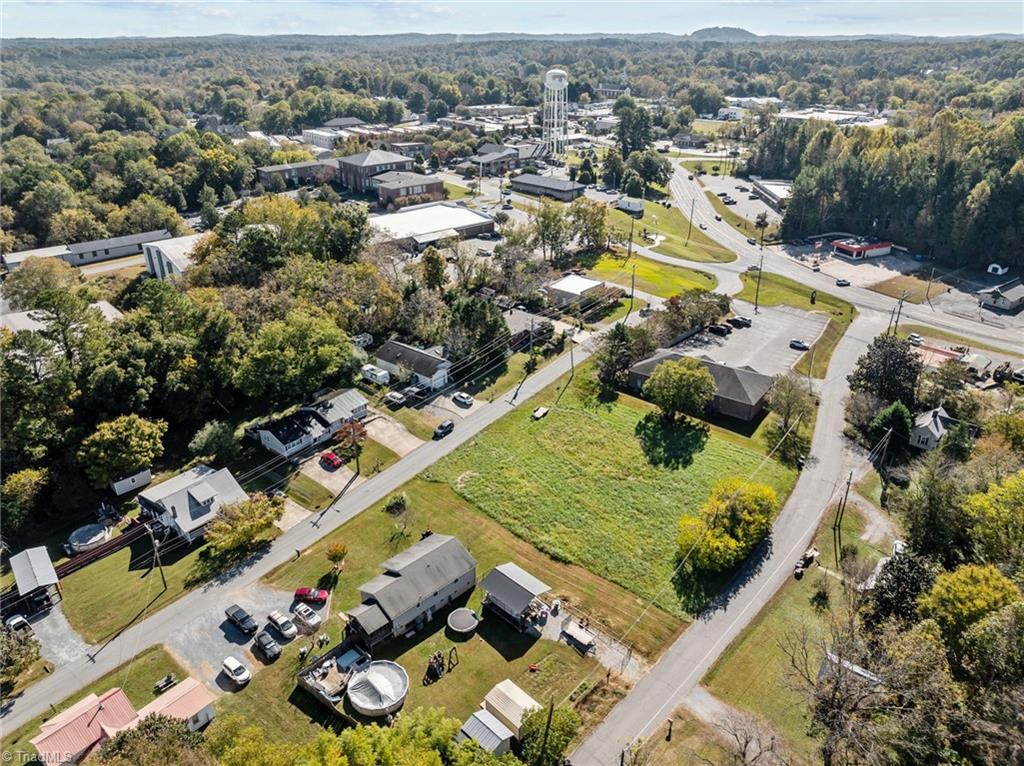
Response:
[320,451,342,469]
[294,587,329,604]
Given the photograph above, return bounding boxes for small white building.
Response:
[987,263,1009,276]
[110,467,152,496]
[301,128,343,149]
[253,389,369,458]
[546,274,606,308]
[374,339,451,390]
[617,196,644,214]
[143,234,205,279]
[136,677,216,731]
[717,106,747,121]
[911,406,954,451]
[137,465,248,543]
[482,679,541,739]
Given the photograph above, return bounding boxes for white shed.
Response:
[482,679,541,738]
[987,263,1009,276]
[110,467,152,496]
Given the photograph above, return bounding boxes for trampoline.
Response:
[447,608,480,635]
[346,661,409,717]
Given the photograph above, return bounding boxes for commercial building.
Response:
[256,159,337,188]
[546,274,606,308]
[369,201,495,250]
[672,132,710,150]
[138,465,248,543]
[717,106,747,121]
[370,171,444,207]
[509,174,585,201]
[383,141,432,159]
[347,534,477,647]
[143,233,206,280]
[749,177,793,211]
[3,230,173,270]
[338,149,415,193]
[2,301,122,333]
[374,339,452,390]
[832,238,893,260]
[978,277,1024,312]
[251,389,369,458]
[595,82,630,99]
[302,128,344,149]
[323,116,366,129]
[778,107,887,129]
[628,352,774,421]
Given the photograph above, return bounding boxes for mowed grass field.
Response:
[869,273,935,304]
[737,272,857,378]
[704,506,891,759]
[703,190,780,241]
[431,369,797,616]
[1,646,186,759]
[608,199,737,264]
[588,252,718,298]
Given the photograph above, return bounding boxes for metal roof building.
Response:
[457,709,515,754]
[9,547,59,596]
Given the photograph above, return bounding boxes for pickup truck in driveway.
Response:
[225,604,258,635]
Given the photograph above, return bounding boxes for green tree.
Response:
[77,415,167,488]
[601,148,626,188]
[963,469,1024,577]
[0,626,41,688]
[312,203,369,263]
[677,478,778,572]
[520,706,581,766]
[0,468,49,534]
[865,552,936,629]
[198,184,219,229]
[2,256,81,311]
[568,196,610,252]
[642,357,716,420]
[960,601,1024,687]
[767,373,815,431]
[421,246,448,290]
[530,199,569,261]
[97,715,214,766]
[848,334,923,406]
[890,452,973,568]
[221,185,237,204]
[188,420,240,462]
[917,563,1022,648]
[234,309,351,402]
[326,542,349,571]
[869,400,913,457]
[205,493,284,556]
[626,148,673,190]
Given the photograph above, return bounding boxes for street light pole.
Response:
[753,250,765,314]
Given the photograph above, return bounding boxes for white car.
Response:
[268,609,298,640]
[383,391,406,407]
[222,656,251,687]
[907,333,924,346]
[452,392,474,407]
[293,602,322,630]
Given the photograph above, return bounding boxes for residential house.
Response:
[509,174,585,201]
[978,278,1024,312]
[628,352,774,421]
[143,234,205,280]
[256,159,337,188]
[1,301,122,333]
[371,171,444,206]
[137,465,248,543]
[347,534,477,647]
[374,339,452,389]
[253,389,369,458]
[338,150,415,193]
[911,406,955,450]
[546,274,607,308]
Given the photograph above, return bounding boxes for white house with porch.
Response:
[137,465,248,542]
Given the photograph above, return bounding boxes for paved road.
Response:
[0,317,629,731]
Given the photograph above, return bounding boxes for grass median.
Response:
[588,251,718,298]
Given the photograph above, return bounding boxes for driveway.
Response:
[430,393,486,419]
[274,498,312,533]
[166,583,329,692]
[364,410,423,457]
[300,456,360,495]
[675,301,830,376]
[28,604,91,666]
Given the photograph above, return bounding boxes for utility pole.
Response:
[893,291,908,335]
[627,216,635,259]
[624,264,637,323]
[535,701,554,766]
[529,317,534,356]
[924,266,936,304]
[753,250,765,314]
[833,472,853,568]
[685,197,695,244]
[145,524,167,590]
[886,305,897,334]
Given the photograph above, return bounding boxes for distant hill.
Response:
[688,27,759,42]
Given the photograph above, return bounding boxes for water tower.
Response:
[543,68,569,157]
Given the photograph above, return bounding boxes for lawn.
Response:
[1,646,186,759]
[609,199,737,264]
[588,251,718,298]
[430,368,797,617]
[463,352,531,401]
[869,273,936,304]
[634,709,731,764]
[854,469,884,510]
[596,297,646,325]
[704,505,891,760]
[348,437,400,474]
[388,405,443,441]
[895,323,1015,356]
[703,190,780,241]
[265,475,683,659]
[736,272,857,379]
[232,446,335,512]
[444,181,471,200]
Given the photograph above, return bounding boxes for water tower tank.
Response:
[544,69,569,91]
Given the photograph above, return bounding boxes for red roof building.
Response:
[31,688,138,764]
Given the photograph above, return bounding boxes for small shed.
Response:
[457,709,514,754]
[480,563,550,629]
[9,547,59,597]
[110,467,152,496]
[482,679,540,738]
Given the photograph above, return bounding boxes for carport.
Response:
[8,546,61,612]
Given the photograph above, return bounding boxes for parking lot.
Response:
[677,300,830,376]
[166,583,330,692]
[699,174,782,224]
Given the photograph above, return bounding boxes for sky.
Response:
[2,0,1021,39]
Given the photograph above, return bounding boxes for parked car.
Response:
[835,279,851,287]
[687,174,694,180]
[383,391,406,407]
[746,264,760,272]
[222,656,251,686]
[477,232,494,240]
[293,602,322,630]
[789,339,810,351]
[225,604,257,635]
[267,610,298,640]
[698,223,707,230]
[907,333,925,346]
[728,316,753,328]
[717,192,728,197]
[452,392,474,407]
[714,214,722,221]
[708,324,730,337]
[254,630,282,661]
[402,384,428,400]
[434,420,455,439]
[748,194,759,200]
[501,202,513,210]
[294,587,329,604]
[723,198,737,205]
[320,451,343,469]
[746,237,757,245]
[4,615,33,639]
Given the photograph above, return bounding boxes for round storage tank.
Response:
[68,523,111,554]
[544,69,568,91]
[346,661,409,718]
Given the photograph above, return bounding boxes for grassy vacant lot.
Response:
[737,272,857,378]
[704,190,781,241]
[266,475,683,659]
[444,181,471,200]
[431,368,797,617]
[609,199,737,264]
[704,506,890,760]
[635,709,731,764]
[588,252,718,298]
[869,273,936,304]
[1,646,185,759]
[896,323,1014,356]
